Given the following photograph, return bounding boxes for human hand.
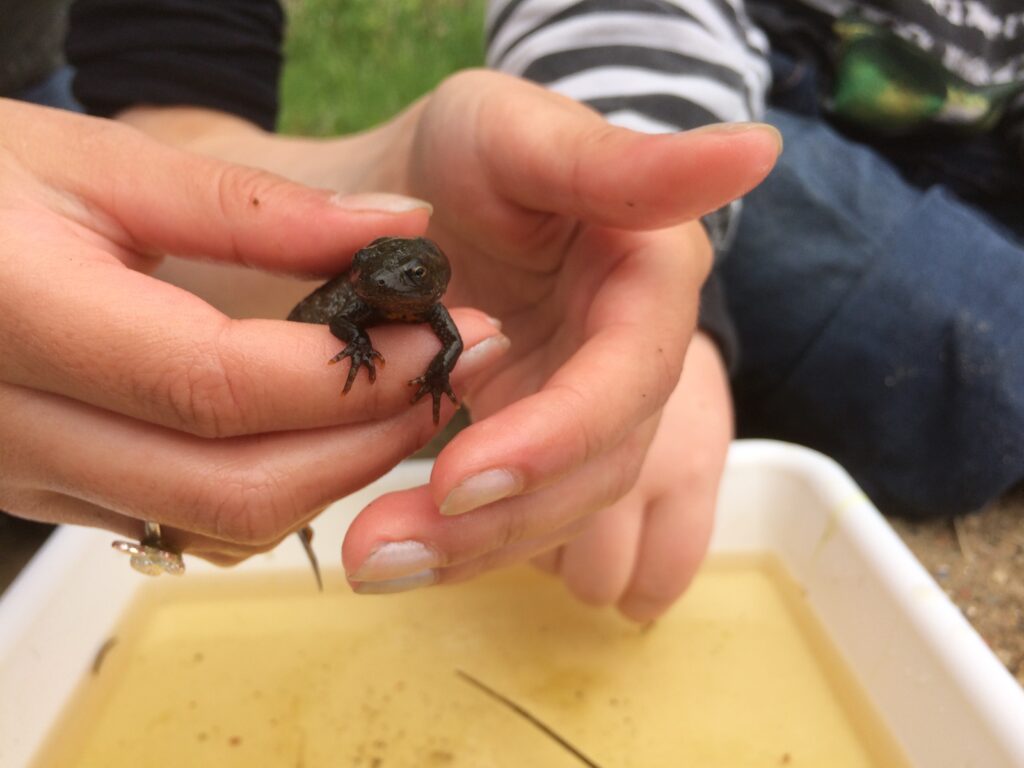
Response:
[0,98,508,564]
[531,332,732,622]
[333,71,776,595]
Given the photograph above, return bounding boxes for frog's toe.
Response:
[408,375,457,425]
[331,342,385,393]
[343,356,362,393]
[408,375,428,402]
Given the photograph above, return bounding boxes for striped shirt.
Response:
[485,0,771,360]
[486,0,772,250]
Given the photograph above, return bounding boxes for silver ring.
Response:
[112,521,185,576]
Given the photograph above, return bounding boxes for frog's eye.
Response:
[407,265,427,280]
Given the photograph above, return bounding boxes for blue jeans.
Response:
[722,106,1024,517]
[11,66,81,112]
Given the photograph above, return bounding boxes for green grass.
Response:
[279,0,487,136]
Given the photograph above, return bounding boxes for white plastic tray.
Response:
[1,440,1022,767]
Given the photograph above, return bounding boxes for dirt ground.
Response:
[889,492,1024,687]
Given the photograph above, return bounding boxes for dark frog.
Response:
[288,236,463,424]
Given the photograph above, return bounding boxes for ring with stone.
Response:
[111,521,185,576]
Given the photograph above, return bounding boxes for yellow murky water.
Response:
[34,556,908,767]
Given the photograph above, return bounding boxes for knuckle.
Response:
[146,338,248,438]
[209,164,296,263]
[199,466,299,546]
[493,507,529,551]
[212,164,280,221]
[551,383,601,468]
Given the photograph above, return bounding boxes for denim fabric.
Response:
[722,106,1024,518]
[11,66,81,112]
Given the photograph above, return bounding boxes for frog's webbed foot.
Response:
[329,339,385,394]
[409,363,457,425]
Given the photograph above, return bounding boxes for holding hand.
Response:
[120,70,779,612]
[0,98,507,564]
[334,72,778,603]
[532,332,732,622]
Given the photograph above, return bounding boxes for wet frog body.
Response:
[288,236,463,424]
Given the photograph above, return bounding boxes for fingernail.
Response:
[690,122,784,153]
[763,124,784,154]
[330,192,433,214]
[349,540,440,582]
[457,334,510,374]
[350,569,437,594]
[440,468,522,517]
[486,315,503,329]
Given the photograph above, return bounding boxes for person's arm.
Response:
[0,97,509,563]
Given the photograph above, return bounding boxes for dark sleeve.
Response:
[698,269,739,372]
[66,0,284,130]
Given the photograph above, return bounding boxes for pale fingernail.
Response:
[348,540,440,582]
[689,122,784,153]
[330,192,433,214]
[457,334,510,374]
[351,569,437,594]
[440,468,522,517]
[486,315,503,329]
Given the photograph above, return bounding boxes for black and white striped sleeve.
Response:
[486,0,770,249]
[487,0,769,125]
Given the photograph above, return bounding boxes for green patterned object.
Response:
[831,17,1024,135]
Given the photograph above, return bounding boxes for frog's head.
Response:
[350,236,451,309]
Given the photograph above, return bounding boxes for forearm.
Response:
[115,102,424,196]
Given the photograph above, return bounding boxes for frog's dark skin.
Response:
[288,236,463,425]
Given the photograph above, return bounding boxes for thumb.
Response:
[16,102,430,273]
[480,78,782,229]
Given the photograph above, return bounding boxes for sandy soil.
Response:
[889,493,1024,687]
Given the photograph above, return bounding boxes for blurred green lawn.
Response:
[280,0,487,136]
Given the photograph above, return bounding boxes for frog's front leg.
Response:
[409,304,463,424]
[328,312,385,394]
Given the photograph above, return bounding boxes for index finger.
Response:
[4,99,431,274]
[0,247,504,436]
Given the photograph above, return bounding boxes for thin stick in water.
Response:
[456,669,604,768]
